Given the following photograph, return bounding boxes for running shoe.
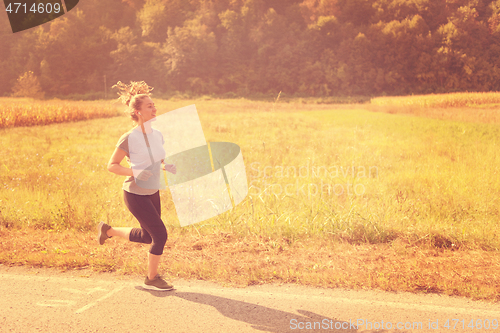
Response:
[97,221,111,245]
[143,274,174,291]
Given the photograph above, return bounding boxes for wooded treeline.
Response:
[1,0,500,98]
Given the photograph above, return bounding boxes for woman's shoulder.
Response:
[116,129,135,144]
[153,128,163,136]
[152,128,164,143]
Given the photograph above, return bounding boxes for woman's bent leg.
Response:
[123,190,168,254]
[107,227,133,239]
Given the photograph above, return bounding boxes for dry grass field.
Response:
[1,95,500,300]
[0,98,120,128]
[371,92,500,108]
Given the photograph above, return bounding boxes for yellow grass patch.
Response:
[371,92,500,108]
[0,98,121,128]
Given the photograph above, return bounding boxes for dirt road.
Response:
[0,266,498,333]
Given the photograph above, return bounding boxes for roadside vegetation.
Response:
[1,95,500,301]
[0,98,120,128]
[372,92,500,108]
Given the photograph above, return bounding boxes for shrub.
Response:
[11,71,45,100]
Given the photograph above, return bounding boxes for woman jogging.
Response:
[97,81,176,291]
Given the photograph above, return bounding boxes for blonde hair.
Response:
[112,81,154,122]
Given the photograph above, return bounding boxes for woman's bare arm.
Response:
[107,147,134,177]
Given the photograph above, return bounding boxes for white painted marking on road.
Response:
[61,288,87,295]
[37,300,77,307]
[75,286,124,314]
[62,287,108,295]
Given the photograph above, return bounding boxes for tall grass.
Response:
[1,97,500,251]
[0,98,121,128]
[371,92,500,108]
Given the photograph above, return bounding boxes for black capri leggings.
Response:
[123,190,167,255]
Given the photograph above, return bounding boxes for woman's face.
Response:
[137,96,157,122]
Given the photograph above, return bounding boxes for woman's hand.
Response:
[163,163,177,174]
[137,169,154,181]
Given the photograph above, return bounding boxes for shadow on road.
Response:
[135,287,395,333]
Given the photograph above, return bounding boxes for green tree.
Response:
[487,0,500,90]
[163,16,218,93]
[11,71,45,99]
[216,2,262,94]
[371,15,434,94]
[436,3,492,91]
[39,9,115,95]
[107,26,166,92]
[337,0,376,26]
[299,0,340,24]
[0,18,18,96]
[138,0,194,42]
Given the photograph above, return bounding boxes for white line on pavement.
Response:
[75,286,124,314]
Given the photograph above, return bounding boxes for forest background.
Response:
[2,0,500,99]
